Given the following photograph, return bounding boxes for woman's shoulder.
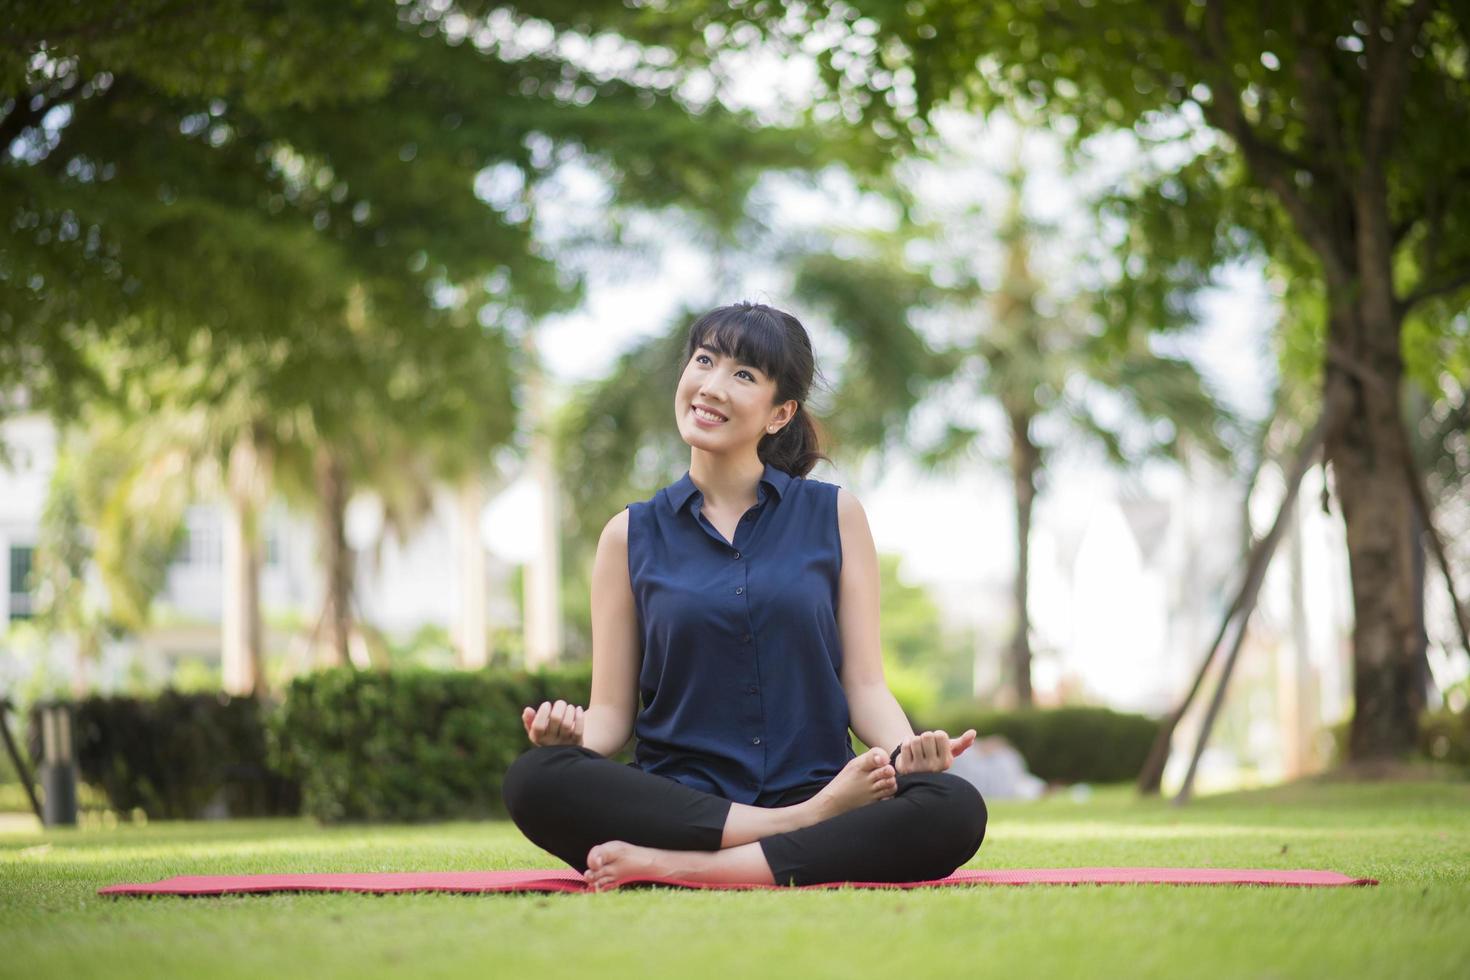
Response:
[598,507,632,548]
[785,473,852,507]
[793,478,867,532]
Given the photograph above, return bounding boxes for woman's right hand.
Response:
[522,700,585,746]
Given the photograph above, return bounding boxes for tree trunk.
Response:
[1324,299,1424,760]
[315,445,353,669]
[522,335,562,668]
[1007,409,1038,707]
[455,476,489,670]
[1280,500,1317,777]
[222,431,267,696]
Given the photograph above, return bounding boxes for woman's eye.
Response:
[696,354,712,365]
[737,370,754,381]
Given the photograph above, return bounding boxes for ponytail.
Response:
[759,405,829,478]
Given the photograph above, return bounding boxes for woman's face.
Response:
[675,342,796,454]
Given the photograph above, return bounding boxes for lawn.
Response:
[2,779,1468,979]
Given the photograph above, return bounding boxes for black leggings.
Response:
[501,745,988,886]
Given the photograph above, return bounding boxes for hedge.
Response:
[268,665,596,822]
[26,691,299,819]
[35,672,1462,822]
[919,704,1162,784]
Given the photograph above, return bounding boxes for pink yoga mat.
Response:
[99,867,1377,896]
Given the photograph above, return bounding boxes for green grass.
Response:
[3,779,1469,979]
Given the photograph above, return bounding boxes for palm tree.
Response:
[794,165,1233,707]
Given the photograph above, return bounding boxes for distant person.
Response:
[502,302,987,889]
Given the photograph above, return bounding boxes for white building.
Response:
[0,410,532,689]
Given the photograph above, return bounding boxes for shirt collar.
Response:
[665,463,792,514]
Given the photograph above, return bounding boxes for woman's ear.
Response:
[767,399,798,434]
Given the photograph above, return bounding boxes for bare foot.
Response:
[585,840,675,891]
[805,747,897,823]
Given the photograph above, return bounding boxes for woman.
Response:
[502,302,987,890]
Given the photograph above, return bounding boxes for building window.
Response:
[174,511,222,568]
[9,545,35,620]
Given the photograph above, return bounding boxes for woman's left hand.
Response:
[895,729,977,775]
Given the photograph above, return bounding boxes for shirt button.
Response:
[741,633,752,643]
[747,685,758,694]
[733,551,741,559]
[752,737,762,745]
[735,587,744,595]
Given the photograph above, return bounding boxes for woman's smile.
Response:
[692,404,729,426]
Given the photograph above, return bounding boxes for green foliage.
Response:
[24,692,298,819]
[797,162,1235,474]
[876,553,976,710]
[791,243,961,459]
[269,665,601,823]
[32,417,192,642]
[1419,709,1470,767]
[2,0,840,420]
[921,704,1162,784]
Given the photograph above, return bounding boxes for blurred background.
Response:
[2,0,1467,826]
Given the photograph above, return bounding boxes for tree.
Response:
[5,1,839,682]
[736,0,1470,760]
[2,1,837,411]
[29,383,200,694]
[793,160,1230,706]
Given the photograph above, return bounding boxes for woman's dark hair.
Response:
[682,301,830,478]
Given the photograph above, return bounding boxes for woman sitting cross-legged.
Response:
[502,301,987,890]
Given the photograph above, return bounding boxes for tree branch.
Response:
[1405,267,1470,310]
[1161,2,1351,286]
[1142,407,1332,799]
[1401,423,1470,665]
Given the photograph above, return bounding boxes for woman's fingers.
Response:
[532,701,554,741]
[898,730,958,773]
[915,731,933,764]
[524,700,588,745]
[950,729,977,757]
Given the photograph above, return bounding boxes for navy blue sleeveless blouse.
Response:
[625,463,854,805]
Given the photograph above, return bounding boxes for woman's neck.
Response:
[688,450,764,512]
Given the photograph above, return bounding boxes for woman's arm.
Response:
[522,509,641,755]
[836,489,976,774]
[836,488,916,756]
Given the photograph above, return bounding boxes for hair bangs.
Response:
[687,305,786,379]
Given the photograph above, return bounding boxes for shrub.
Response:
[919,704,1162,784]
[26,691,299,819]
[1418,709,1470,766]
[269,664,596,822]
[1326,710,1470,769]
